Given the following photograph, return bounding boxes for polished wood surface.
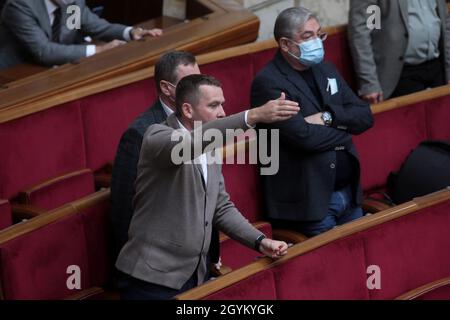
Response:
[395,276,450,300]
[0,188,110,244]
[0,0,259,123]
[176,188,450,300]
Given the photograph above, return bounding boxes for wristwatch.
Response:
[321,111,333,127]
[254,234,266,252]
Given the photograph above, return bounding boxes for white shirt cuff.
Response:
[123,27,133,41]
[86,45,96,57]
[245,111,255,128]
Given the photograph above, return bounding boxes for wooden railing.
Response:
[0,0,259,123]
[176,187,450,300]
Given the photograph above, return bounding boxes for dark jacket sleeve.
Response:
[325,66,374,135]
[110,128,143,255]
[251,74,353,153]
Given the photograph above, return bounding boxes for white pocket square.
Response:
[326,78,338,95]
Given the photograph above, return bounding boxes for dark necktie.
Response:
[52,7,62,42]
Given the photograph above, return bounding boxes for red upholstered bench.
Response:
[0,101,86,201]
[12,169,96,220]
[177,189,450,300]
[0,200,12,230]
[0,189,111,300]
[355,92,450,206]
[80,79,156,173]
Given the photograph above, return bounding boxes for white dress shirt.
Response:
[44,0,132,57]
[176,119,208,185]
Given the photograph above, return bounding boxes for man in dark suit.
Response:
[111,51,201,261]
[0,0,162,69]
[251,7,374,237]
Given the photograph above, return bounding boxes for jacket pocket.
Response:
[143,237,184,273]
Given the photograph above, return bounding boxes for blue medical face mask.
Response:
[287,38,325,67]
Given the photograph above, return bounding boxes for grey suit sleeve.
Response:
[80,1,128,41]
[348,0,382,96]
[213,174,263,249]
[141,112,248,168]
[3,0,86,66]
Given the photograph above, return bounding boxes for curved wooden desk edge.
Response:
[176,188,450,300]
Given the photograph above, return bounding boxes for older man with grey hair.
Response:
[251,7,373,237]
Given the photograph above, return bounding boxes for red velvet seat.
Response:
[194,197,450,300]
[0,101,86,200]
[17,169,95,211]
[426,94,450,141]
[80,79,156,172]
[0,214,90,300]
[354,102,428,197]
[0,191,111,300]
[205,270,277,300]
[0,200,12,230]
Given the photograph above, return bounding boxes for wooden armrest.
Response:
[65,287,105,300]
[395,276,450,300]
[272,229,308,244]
[362,198,393,213]
[11,203,47,220]
[210,264,232,277]
[94,172,112,189]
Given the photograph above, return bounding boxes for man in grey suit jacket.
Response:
[0,0,162,69]
[115,74,300,300]
[110,51,202,261]
[348,0,450,103]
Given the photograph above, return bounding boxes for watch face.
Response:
[322,112,332,125]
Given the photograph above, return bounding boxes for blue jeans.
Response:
[297,186,364,237]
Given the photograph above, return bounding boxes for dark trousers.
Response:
[390,58,446,98]
[116,257,211,300]
[116,271,199,300]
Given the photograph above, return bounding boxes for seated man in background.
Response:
[251,7,373,237]
[348,0,450,103]
[111,51,201,262]
[115,74,299,299]
[0,0,162,69]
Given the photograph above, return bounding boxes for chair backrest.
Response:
[0,101,86,199]
[0,190,111,300]
[80,78,156,171]
[0,200,12,230]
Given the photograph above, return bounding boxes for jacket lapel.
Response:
[37,0,52,39]
[312,66,331,108]
[151,100,168,123]
[274,51,322,112]
[398,0,409,30]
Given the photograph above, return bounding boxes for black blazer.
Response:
[251,51,374,222]
[110,100,167,257]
